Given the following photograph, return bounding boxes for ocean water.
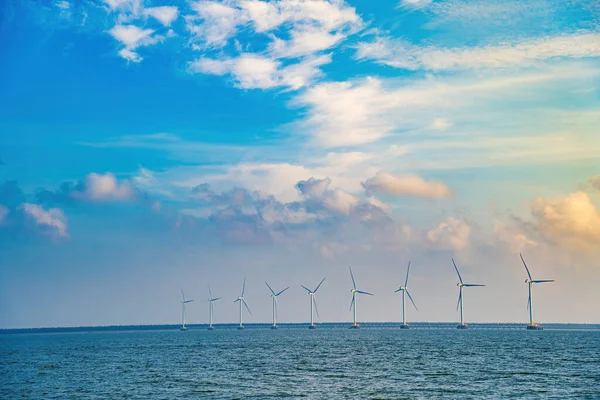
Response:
[1,326,599,399]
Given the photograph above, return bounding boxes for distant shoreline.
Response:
[2,322,599,335]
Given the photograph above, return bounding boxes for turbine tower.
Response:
[520,253,554,330]
[234,278,251,330]
[394,261,418,329]
[301,278,325,329]
[265,282,289,329]
[453,259,485,329]
[180,289,194,331]
[207,285,220,330]
[349,267,373,329]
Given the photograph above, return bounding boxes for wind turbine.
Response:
[180,289,194,331]
[394,261,418,329]
[265,282,289,329]
[520,253,554,330]
[234,278,251,330]
[348,267,373,329]
[452,259,485,329]
[301,278,325,329]
[207,285,220,330]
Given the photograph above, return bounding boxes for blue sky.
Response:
[1,0,599,328]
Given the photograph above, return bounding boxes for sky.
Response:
[0,0,599,329]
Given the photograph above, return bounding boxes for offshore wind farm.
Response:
[3,0,599,398]
[182,256,555,331]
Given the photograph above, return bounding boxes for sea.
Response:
[1,323,599,399]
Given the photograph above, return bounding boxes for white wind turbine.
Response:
[349,267,373,329]
[394,261,418,329]
[301,278,325,329]
[234,278,251,330]
[207,285,220,330]
[265,282,289,329]
[453,259,485,329]
[520,253,554,330]
[180,289,194,331]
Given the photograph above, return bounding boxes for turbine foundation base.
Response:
[180,327,188,331]
[349,324,360,329]
[271,325,278,329]
[457,324,468,329]
[237,326,245,330]
[308,325,317,329]
[207,326,214,331]
[526,324,542,330]
[400,324,410,329]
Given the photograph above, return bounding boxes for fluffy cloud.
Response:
[427,217,471,251]
[362,172,451,199]
[36,173,136,204]
[20,204,69,238]
[530,191,600,252]
[190,53,331,90]
[143,6,179,26]
[355,32,600,71]
[109,24,163,62]
[186,0,361,51]
[79,173,136,201]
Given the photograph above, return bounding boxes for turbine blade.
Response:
[313,297,320,319]
[520,253,533,281]
[532,279,554,283]
[234,299,240,303]
[265,281,276,296]
[208,285,212,299]
[394,288,402,293]
[456,290,462,311]
[349,267,357,290]
[463,284,485,287]
[405,261,411,287]
[452,259,464,284]
[243,300,252,315]
[314,277,326,293]
[406,289,418,311]
[242,277,246,297]
[181,288,185,301]
[349,295,355,311]
[357,290,373,296]
[211,297,221,302]
[527,293,531,311]
[301,285,312,293]
[276,287,290,296]
[185,300,194,303]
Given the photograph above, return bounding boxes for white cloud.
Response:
[78,173,136,202]
[109,24,162,62]
[291,62,600,151]
[144,6,179,27]
[190,53,331,90]
[21,204,69,238]
[118,48,142,62]
[355,32,600,71]
[103,0,143,16]
[427,217,471,251]
[55,1,70,10]
[186,2,246,48]
[362,172,452,199]
[268,28,345,58]
[399,0,432,9]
